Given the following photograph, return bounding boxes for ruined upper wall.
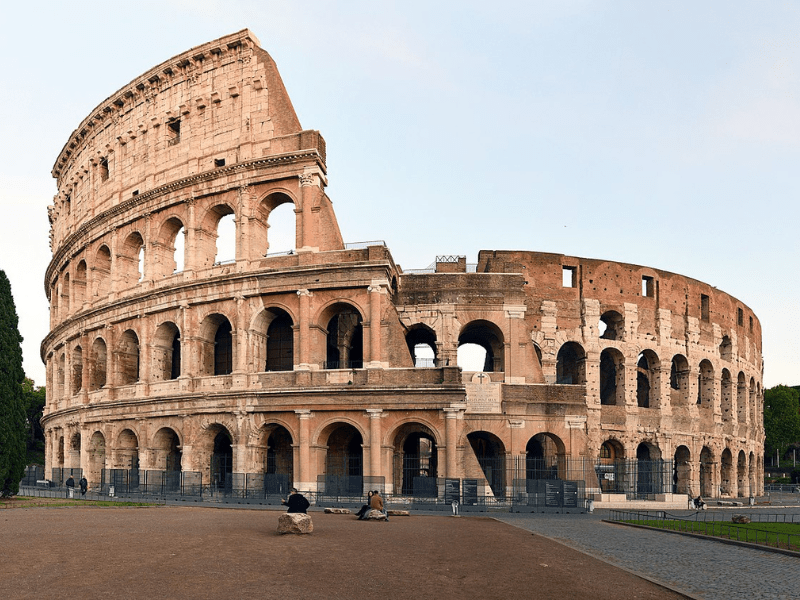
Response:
[47,29,325,253]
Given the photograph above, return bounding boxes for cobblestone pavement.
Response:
[494,509,799,600]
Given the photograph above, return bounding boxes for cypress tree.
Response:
[0,270,26,496]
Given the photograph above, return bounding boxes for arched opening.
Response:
[698,360,714,408]
[215,322,233,375]
[61,272,70,314]
[87,431,106,488]
[94,246,112,298]
[720,369,733,423]
[324,424,364,496]
[670,355,690,407]
[71,346,83,394]
[700,446,714,498]
[467,431,506,498]
[720,448,733,497]
[152,322,181,381]
[599,310,624,340]
[719,335,732,361]
[458,321,504,373]
[56,435,65,473]
[673,445,691,494]
[198,314,234,376]
[215,213,236,264]
[737,450,747,498]
[112,429,139,492]
[57,353,65,400]
[119,232,145,288]
[116,330,140,385]
[393,423,438,497]
[636,351,659,408]
[405,325,437,367]
[746,377,756,425]
[556,342,586,385]
[74,260,87,307]
[152,427,182,491]
[211,428,233,490]
[69,432,81,473]
[325,305,363,369]
[263,425,293,495]
[265,201,296,254]
[635,442,661,498]
[749,451,756,498]
[600,348,625,405]
[265,310,294,372]
[736,372,747,423]
[525,433,563,481]
[597,439,624,493]
[89,338,107,390]
[153,217,185,277]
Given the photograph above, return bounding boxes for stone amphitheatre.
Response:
[40,29,764,508]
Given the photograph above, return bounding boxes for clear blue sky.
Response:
[1,1,797,387]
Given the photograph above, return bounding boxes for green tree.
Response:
[763,385,800,460]
[0,270,26,496]
[21,378,46,465]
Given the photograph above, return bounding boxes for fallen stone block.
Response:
[277,512,313,534]
[324,507,351,514]
[386,510,409,516]
[363,509,388,521]
[731,514,751,524]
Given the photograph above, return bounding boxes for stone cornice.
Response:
[45,149,324,291]
[52,29,259,179]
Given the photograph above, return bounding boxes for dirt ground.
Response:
[0,502,687,600]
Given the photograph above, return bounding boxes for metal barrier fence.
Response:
[20,466,45,486]
[608,510,800,552]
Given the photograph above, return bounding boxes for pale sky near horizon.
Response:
[0,1,797,388]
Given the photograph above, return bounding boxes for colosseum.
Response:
[41,29,764,509]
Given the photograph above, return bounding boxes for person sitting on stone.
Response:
[369,489,388,520]
[355,491,373,520]
[282,488,310,514]
[694,495,706,510]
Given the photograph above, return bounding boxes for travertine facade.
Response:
[41,30,764,500]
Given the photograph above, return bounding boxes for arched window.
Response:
[600,348,625,405]
[117,330,140,385]
[556,342,586,385]
[214,321,233,375]
[670,355,689,406]
[199,314,234,376]
[89,338,107,390]
[266,311,294,371]
[216,214,236,264]
[698,360,714,408]
[71,346,83,394]
[94,246,112,298]
[325,305,363,369]
[406,325,437,367]
[458,320,504,372]
[152,322,181,381]
[119,232,145,288]
[74,261,87,307]
[599,310,624,340]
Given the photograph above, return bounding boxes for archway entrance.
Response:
[211,429,233,490]
[264,425,293,496]
[467,431,506,498]
[324,424,363,496]
[673,446,691,494]
[152,427,182,492]
[393,424,438,497]
[700,446,714,497]
[525,433,563,481]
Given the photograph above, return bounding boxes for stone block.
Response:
[731,514,751,524]
[386,510,409,516]
[323,507,351,514]
[363,509,387,521]
[277,512,313,534]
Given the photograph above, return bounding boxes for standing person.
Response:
[369,489,388,520]
[65,475,75,498]
[79,476,88,497]
[282,488,310,514]
[355,491,373,520]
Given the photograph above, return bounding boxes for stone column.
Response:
[504,304,527,383]
[295,410,312,490]
[298,174,319,251]
[367,409,383,478]
[444,407,463,478]
[367,282,388,368]
[297,289,313,370]
[184,198,197,272]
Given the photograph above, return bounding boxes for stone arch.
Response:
[556,341,585,385]
[466,431,506,498]
[61,271,71,315]
[74,260,87,307]
[746,377,756,425]
[748,451,757,498]
[57,352,66,400]
[252,190,298,257]
[599,310,624,340]
[151,427,182,492]
[673,445,691,494]
[71,345,83,394]
[720,448,733,496]
[700,446,714,497]
[391,422,439,496]
[318,302,364,369]
[600,347,625,405]
[719,335,732,361]
[525,432,566,480]
[405,324,438,367]
[89,337,107,391]
[264,308,294,372]
[636,350,660,408]
[198,313,234,376]
[116,428,139,472]
[151,321,181,381]
[152,216,185,278]
[119,231,145,288]
[87,430,106,488]
[257,423,294,495]
[319,422,364,495]
[736,372,747,424]
[635,441,662,497]
[116,329,140,385]
[93,245,112,298]
[197,203,236,268]
[458,320,505,373]
[698,359,714,408]
[670,354,690,407]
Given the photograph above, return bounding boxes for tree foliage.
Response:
[763,385,800,458]
[0,270,26,497]
[21,378,46,465]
